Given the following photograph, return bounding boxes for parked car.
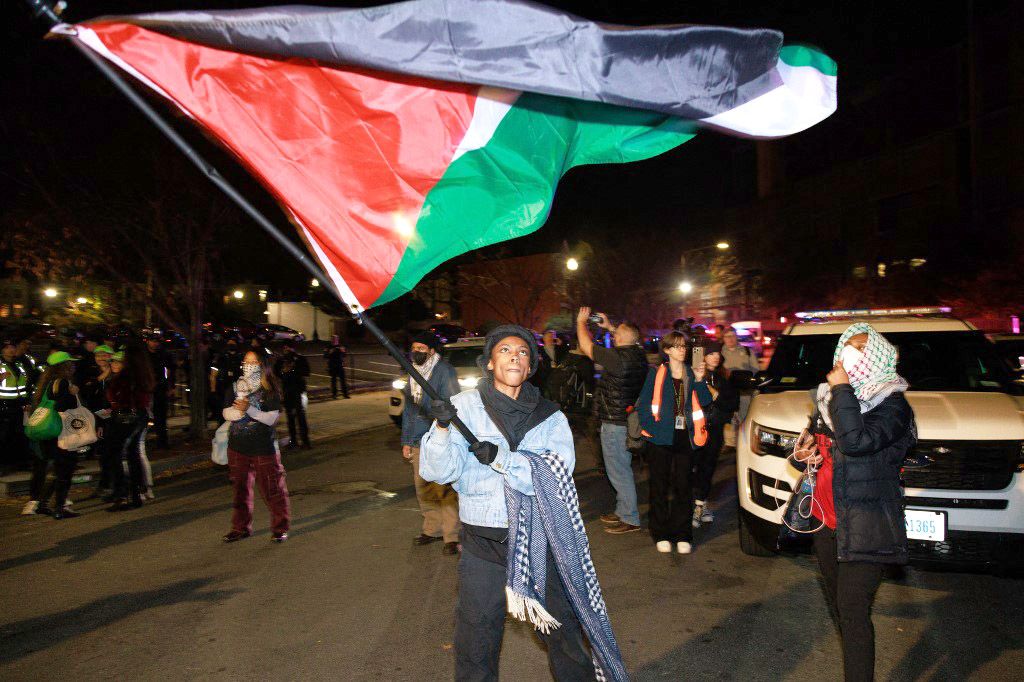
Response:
[256,323,305,343]
[388,338,486,425]
[1,321,57,355]
[428,324,474,344]
[735,307,1024,571]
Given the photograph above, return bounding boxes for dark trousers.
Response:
[329,369,349,398]
[813,529,884,682]
[285,404,309,446]
[151,388,168,445]
[0,405,29,470]
[692,424,725,502]
[94,420,115,490]
[228,448,290,534]
[646,430,694,543]
[108,415,147,501]
[30,440,77,509]
[454,548,594,682]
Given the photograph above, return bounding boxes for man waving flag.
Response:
[53,0,837,312]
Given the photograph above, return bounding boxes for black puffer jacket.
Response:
[594,345,648,423]
[808,384,916,564]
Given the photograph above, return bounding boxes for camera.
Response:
[588,314,604,325]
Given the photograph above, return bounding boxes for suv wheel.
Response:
[738,506,777,557]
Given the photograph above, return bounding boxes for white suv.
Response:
[735,309,1024,570]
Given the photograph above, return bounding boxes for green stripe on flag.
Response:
[779,45,837,76]
[373,93,696,306]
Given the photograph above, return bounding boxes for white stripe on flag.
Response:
[451,87,520,163]
[64,26,197,122]
[295,216,365,312]
[699,60,837,139]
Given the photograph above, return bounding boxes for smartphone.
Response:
[692,345,705,367]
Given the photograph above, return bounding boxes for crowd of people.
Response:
[393,309,755,559]
[4,308,915,680]
[4,337,159,518]
[393,311,916,681]
[2,329,352,528]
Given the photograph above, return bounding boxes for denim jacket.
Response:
[419,389,575,528]
[401,359,459,447]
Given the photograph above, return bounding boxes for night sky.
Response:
[1,0,981,294]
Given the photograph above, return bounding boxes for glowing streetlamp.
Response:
[716,241,730,250]
[311,278,320,288]
[76,297,88,304]
[566,257,579,271]
[679,281,693,295]
[233,290,244,300]
[43,288,58,298]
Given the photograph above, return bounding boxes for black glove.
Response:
[428,399,458,428]
[470,440,499,466]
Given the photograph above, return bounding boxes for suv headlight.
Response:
[392,379,407,390]
[458,376,480,389]
[751,422,799,457]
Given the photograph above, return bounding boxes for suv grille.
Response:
[901,440,1018,491]
[909,531,1024,566]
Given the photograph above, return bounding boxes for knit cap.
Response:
[476,324,539,378]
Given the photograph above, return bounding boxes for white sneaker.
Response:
[655,540,672,553]
[21,500,39,516]
[144,488,156,500]
[692,501,704,529]
[700,507,715,524]
[63,499,73,509]
[676,541,693,555]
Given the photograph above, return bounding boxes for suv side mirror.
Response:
[729,370,755,389]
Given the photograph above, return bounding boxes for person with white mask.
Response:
[221,351,290,543]
[792,323,917,682]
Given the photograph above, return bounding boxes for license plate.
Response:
[905,508,946,542]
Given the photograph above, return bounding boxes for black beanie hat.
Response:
[476,324,539,378]
[411,331,442,351]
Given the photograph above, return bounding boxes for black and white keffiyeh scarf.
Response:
[504,450,628,682]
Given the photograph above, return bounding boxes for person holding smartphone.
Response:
[633,331,712,554]
[792,323,916,682]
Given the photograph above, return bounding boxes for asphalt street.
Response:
[1,398,1022,681]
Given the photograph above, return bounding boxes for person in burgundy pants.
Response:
[221,350,291,543]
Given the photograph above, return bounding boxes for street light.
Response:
[566,257,579,271]
[233,290,244,299]
[311,278,320,287]
[43,288,57,298]
[716,241,730,250]
[679,281,693,294]
[76,296,88,304]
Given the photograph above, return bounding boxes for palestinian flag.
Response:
[55,0,837,310]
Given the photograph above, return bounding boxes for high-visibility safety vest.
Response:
[0,360,30,400]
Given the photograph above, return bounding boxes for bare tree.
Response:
[3,149,235,440]
[457,251,561,330]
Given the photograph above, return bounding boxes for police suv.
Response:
[735,308,1024,569]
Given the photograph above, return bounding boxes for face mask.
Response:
[241,362,261,382]
[840,344,864,373]
[411,351,429,365]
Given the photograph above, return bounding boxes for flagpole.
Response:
[25,0,480,446]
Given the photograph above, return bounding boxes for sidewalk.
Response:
[0,390,395,498]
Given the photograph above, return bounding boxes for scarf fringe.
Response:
[506,587,562,634]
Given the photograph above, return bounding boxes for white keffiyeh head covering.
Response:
[816,322,909,429]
